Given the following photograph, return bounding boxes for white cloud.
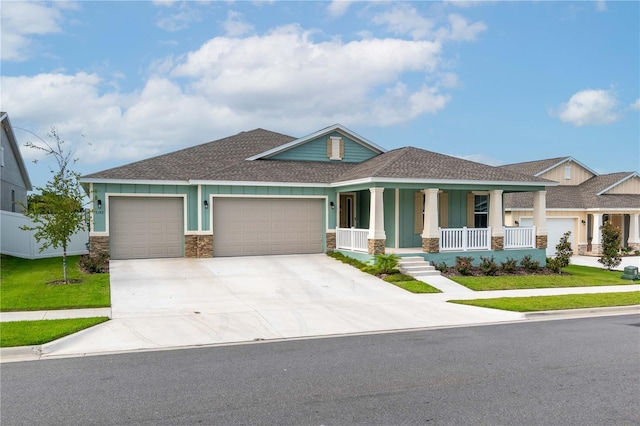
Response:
[371,6,486,42]
[327,1,352,17]
[595,0,607,12]
[2,24,465,169]
[631,98,640,110]
[222,11,254,37]
[0,1,65,61]
[155,3,202,32]
[554,89,620,126]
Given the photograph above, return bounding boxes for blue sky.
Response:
[2,0,638,189]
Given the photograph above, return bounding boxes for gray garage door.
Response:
[213,198,323,256]
[110,197,184,260]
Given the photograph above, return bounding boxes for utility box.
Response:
[621,266,639,280]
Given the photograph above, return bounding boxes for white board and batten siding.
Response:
[213,198,323,257]
[109,197,184,260]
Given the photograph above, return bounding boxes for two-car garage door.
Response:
[213,198,323,257]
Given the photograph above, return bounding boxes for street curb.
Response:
[0,345,42,362]
[525,305,640,319]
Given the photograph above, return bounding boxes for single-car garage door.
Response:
[520,217,575,256]
[110,197,184,260]
[213,198,323,256]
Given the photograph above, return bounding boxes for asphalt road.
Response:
[2,315,639,425]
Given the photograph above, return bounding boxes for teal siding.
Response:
[447,190,467,228]
[398,189,422,248]
[270,132,379,163]
[383,190,395,248]
[357,190,370,229]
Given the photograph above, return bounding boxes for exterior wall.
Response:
[0,128,28,213]
[185,235,213,258]
[89,236,109,257]
[383,191,395,248]
[539,161,594,185]
[269,132,379,163]
[447,190,468,228]
[604,175,640,194]
[509,209,586,255]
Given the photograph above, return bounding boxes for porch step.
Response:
[397,257,441,277]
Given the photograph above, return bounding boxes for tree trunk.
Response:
[63,245,68,284]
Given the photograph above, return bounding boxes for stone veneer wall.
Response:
[368,239,385,255]
[421,238,439,253]
[536,235,548,250]
[185,235,213,258]
[89,236,109,257]
[491,236,504,251]
[326,232,336,252]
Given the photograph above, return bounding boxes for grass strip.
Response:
[449,291,640,312]
[0,317,109,347]
[386,280,441,293]
[450,265,635,291]
[1,255,110,312]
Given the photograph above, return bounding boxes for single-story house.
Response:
[501,157,640,256]
[81,124,555,264]
[1,112,32,213]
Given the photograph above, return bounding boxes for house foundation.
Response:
[368,239,385,255]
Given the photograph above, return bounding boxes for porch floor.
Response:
[386,247,423,255]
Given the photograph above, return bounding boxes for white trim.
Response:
[89,183,94,233]
[185,231,212,236]
[90,231,109,237]
[596,172,640,195]
[104,193,188,235]
[395,188,400,249]
[81,178,190,185]
[197,184,202,232]
[208,194,331,233]
[535,157,598,177]
[245,123,386,161]
[331,177,556,188]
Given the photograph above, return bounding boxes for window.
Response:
[564,165,571,180]
[474,195,488,228]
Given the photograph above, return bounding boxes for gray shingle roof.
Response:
[504,172,640,210]
[335,147,550,183]
[500,157,569,176]
[83,130,550,185]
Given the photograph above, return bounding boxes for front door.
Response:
[339,193,356,228]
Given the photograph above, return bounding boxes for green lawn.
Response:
[450,291,640,312]
[0,255,111,312]
[384,274,441,293]
[450,265,636,291]
[0,317,109,347]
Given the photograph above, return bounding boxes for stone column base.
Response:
[491,236,504,251]
[589,244,602,255]
[536,235,547,250]
[326,232,336,252]
[185,235,213,258]
[368,239,385,255]
[89,236,109,257]
[578,244,587,256]
[422,237,439,253]
[628,242,640,251]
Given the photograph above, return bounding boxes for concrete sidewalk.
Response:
[0,308,111,322]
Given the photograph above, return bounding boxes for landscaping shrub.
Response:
[479,256,498,276]
[552,231,573,272]
[435,262,449,273]
[546,257,562,273]
[455,256,474,276]
[598,221,622,270]
[635,250,640,256]
[79,253,109,274]
[520,254,539,271]
[500,257,517,274]
[363,253,400,275]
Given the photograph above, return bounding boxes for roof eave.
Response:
[1,113,33,191]
[330,177,557,188]
[596,172,640,195]
[536,156,599,177]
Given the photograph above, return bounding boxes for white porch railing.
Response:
[439,227,491,251]
[336,227,369,252]
[504,226,536,249]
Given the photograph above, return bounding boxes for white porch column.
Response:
[533,190,547,249]
[489,190,504,236]
[368,187,386,240]
[421,188,439,239]
[591,213,602,245]
[628,214,639,247]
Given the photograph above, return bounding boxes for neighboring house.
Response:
[81,124,554,264]
[0,112,32,213]
[502,157,640,256]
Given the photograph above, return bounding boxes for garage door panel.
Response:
[213,198,323,256]
[110,197,184,260]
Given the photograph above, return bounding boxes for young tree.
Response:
[598,221,622,271]
[20,128,88,284]
[548,231,573,273]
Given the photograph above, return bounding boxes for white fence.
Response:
[336,227,369,252]
[439,227,491,251]
[0,211,89,259]
[504,226,536,249]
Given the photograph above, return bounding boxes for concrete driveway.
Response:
[42,254,523,357]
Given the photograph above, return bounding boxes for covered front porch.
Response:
[332,186,549,264]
